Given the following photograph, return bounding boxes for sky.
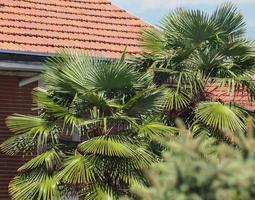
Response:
[111,0,255,38]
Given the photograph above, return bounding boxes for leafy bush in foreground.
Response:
[129,119,255,200]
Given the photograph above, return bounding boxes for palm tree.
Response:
[0,51,175,200]
[132,2,255,137]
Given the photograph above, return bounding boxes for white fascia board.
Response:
[19,75,41,87]
[0,61,44,72]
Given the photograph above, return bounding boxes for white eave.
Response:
[0,61,44,72]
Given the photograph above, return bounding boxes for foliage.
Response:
[0,51,175,200]
[128,118,255,200]
[132,2,255,138]
[1,2,255,200]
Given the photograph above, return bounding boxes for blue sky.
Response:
[111,0,255,38]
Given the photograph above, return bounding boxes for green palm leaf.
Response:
[82,184,117,200]
[122,88,165,115]
[78,136,138,157]
[9,171,60,200]
[45,50,147,94]
[141,28,166,53]
[57,153,95,184]
[195,101,246,132]
[138,121,178,139]
[0,133,35,155]
[18,147,64,172]
[35,88,81,124]
[211,2,245,38]
[161,8,219,46]
[79,91,112,109]
[6,114,57,147]
[164,90,192,111]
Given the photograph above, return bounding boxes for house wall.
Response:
[0,75,37,199]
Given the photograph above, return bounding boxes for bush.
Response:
[129,119,255,200]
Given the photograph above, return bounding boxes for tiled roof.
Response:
[0,0,148,58]
[205,84,255,111]
[1,0,254,111]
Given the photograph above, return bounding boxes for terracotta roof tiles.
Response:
[205,84,255,111]
[0,0,148,58]
[2,0,254,110]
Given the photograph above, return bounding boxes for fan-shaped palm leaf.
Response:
[6,114,57,147]
[18,147,64,172]
[57,153,95,184]
[211,2,245,38]
[138,121,178,139]
[141,28,166,53]
[164,89,192,111]
[78,135,139,157]
[45,50,148,94]
[108,163,144,184]
[195,101,246,132]
[9,171,60,200]
[82,184,117,200]
[122,88,165,115]
[35,88,80,121]
[0,133,35,155]
[161,8,219,46]
[79,91,112,109]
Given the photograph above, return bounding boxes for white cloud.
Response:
[111,0,255,11]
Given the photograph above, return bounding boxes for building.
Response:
[0,0,254,199]
[0,0,147,198]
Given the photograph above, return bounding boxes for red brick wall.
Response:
[0,75,37,200]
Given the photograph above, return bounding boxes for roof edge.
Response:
[0,61,44,72]
[0,49,121,71]
[0,49,51,57]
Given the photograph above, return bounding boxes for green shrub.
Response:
[129,119,255,200]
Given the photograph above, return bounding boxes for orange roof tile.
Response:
[2,0,253,110]
[205,84,255,111]
[0,0,148,58]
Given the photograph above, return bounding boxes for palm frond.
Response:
[18,147,64,172]
[122,88,165,115]
[164,89,192,111]
[140,28,166,53]
[57,153,95,184]
[0,133,35,155]
[195,101,246,132]
[220,38,255,57]
[103,158,146,186]
[35,88,88,134]
[78,135,139,157]
[153,68,204,93]
[45,50,147,95]
[138,121,178,139]
[161,8,219,46]
[79,91,113,109]
[211,2,245,38]
[6,114,57,147]
[9,171,60,200]
[82,184,117,200]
